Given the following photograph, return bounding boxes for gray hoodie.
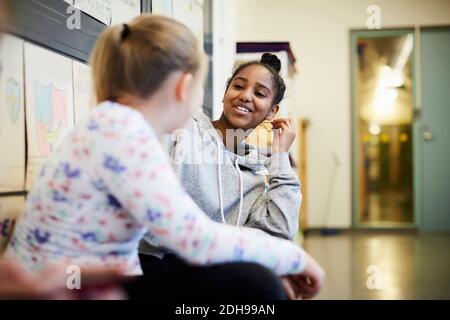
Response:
[139,111,301,257]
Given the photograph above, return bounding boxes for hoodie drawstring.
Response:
[217,139,226,223]
[234,158,244,227]
[216,139,243,226]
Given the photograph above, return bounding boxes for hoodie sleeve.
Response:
[245,152,301,240]
[94,117,307,276]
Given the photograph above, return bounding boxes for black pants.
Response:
[122,254,287,300]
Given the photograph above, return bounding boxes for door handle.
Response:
[422,124,435,142]
[423,131,434,141]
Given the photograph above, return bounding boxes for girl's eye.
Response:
[256,92,266,98]
[233,84,244,90]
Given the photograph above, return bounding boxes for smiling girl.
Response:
[140,53,302,262]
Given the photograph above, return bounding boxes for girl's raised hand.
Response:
[271,118,296,153]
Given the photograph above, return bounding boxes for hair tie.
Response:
[121,24,131,41]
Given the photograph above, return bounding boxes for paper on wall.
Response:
[74,0,112,25]
[111,0,141,25]
[152,0,174,17]
[173,0,203,47]
[24,43,75,191]
[73,61,93,127]
[0,35,26,192]
[191,0,204,49]
[172,0,192,27]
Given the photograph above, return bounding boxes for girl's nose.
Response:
[239,89,252,102]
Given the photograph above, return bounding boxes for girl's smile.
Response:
[222,64,277,130]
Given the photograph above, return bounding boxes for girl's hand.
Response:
[0,256,127,300]
[283,252,325,300]
[271,118,296,153]
[281,276,302,300]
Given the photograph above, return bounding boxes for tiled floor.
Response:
[302,231,450,300]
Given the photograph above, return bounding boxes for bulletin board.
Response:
[0,0,207,197]
[0,0,148,196]
[8,0,148,63]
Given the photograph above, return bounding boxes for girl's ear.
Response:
[265,105,279,121]
[175,72,194,103]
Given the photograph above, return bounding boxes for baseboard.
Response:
[303,227,419,236]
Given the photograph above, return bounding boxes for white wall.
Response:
[227,0,450,228]
[212,0,237,119]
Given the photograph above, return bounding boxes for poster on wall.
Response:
[0,35,26,193]
[172,0,192,27]
[172,0,203,47]
[24,43,75,191]
[152,0,174,17]
[74,0,112,25]
[111,0,141,25]
[191,0,204,48]
[0,196,25,256]
[73,61,93,126]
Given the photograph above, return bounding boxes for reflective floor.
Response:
[302,232,450,300]
[363,191,413,223]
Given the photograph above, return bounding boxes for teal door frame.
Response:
[350,28,419,229]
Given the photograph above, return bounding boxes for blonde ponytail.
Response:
[90,15,202,104]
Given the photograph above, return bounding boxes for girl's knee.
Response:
[222,262,287,300]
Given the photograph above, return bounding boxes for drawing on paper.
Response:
[6,78,21,124]
[34,81,69,157]
[0,35,25,192]
[24,42,74,191]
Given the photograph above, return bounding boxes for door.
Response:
[351,30,416,228]
[420,28,450,231]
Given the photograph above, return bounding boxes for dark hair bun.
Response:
[260,53,281,73]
